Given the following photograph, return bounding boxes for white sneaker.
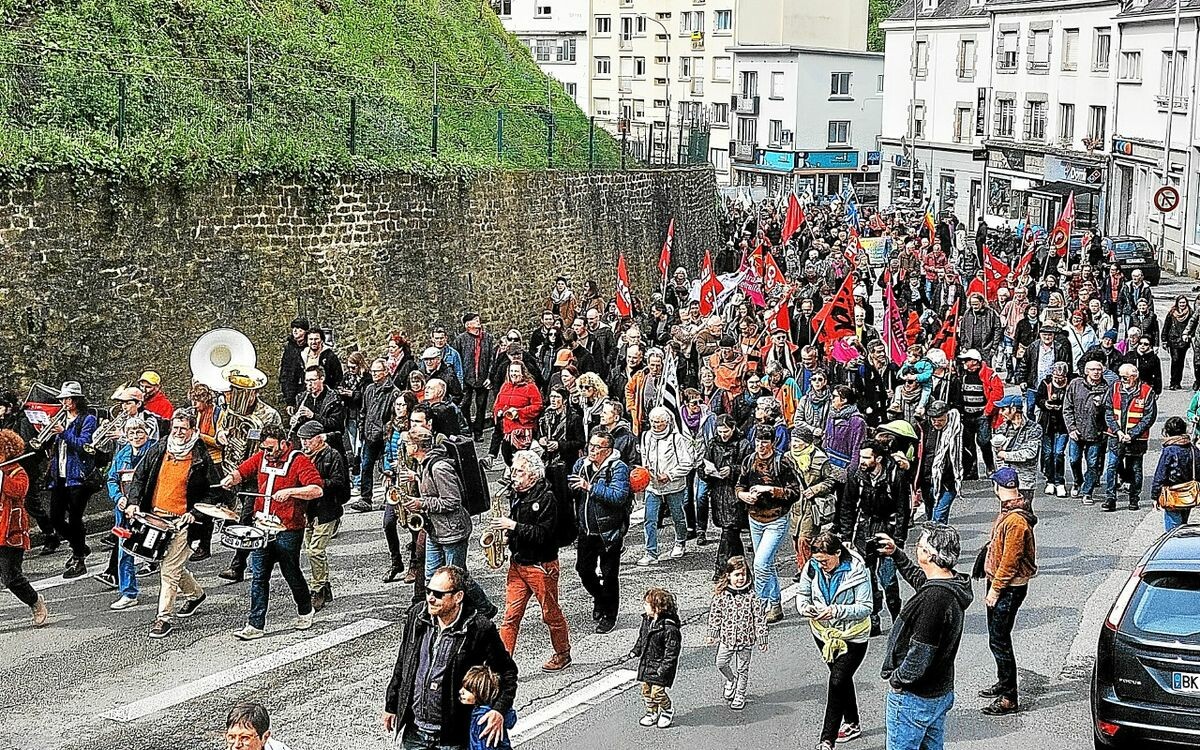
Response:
[1082,494,1095,506]
[1043,483,1054,495]
[1070,486,1080,498]
[670,544,685,559]
[637,554,659,566]
[639,711,659,727]
[722,679,735,701]
[656,709,674,728]
[293,610,314,630]
[109,595,139,611]
[233,625,265,641]
[1055,484,1067,498]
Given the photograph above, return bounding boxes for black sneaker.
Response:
[149,618,173,639]
[189,547,211,562]
[93,572,118,590]
[980,696,1019,716]
[595,617,616,634]
[177,592,207,618]
[1128,500,1141,511]
[63,557,87,579]
[218,568,244,583]
[348,500,373,513]
[1101,501,1117,512]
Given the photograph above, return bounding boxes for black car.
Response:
[1104,235,1163,285]
[1093,525,1200,748]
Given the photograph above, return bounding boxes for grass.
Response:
[0,0,622,181]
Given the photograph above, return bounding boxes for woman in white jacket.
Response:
[797,532,874,750]
[638,406,697,565]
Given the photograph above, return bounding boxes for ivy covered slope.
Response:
[0,0,621,181]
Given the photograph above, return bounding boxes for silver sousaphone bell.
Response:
[190,328,257,393]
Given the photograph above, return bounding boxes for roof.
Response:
[888,0,988,22]
[1144,526,1200,573]
[1120,0,1200,17]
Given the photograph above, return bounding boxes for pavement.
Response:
[2,274,1195,750]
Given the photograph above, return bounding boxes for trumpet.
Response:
[84,408,126,455]
[29,409,69,450]
[384,479,425,532]
[479,489,509,570]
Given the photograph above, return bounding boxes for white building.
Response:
[493,0,590,110]
[729,46,885,201]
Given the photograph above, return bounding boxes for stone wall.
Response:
[0,167,718,402]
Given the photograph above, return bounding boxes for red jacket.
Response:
[237,450,324,530]
[0,464,31,550]
[493,381,543,434]
[980,363,1005,418]
[144,391,175,420]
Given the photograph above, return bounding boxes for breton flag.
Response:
[1049,193,1076,257]
[698,249,725,316]
[781,193,806,244]
[662,348,682,425]
[923,201,937,241]
[658,218,675,286]
[841,181,861,230]
[614,252,633,317]
[881,284,908,366]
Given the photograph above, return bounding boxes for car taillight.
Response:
[1097,720,1120,737]
[1105,565,1143,631]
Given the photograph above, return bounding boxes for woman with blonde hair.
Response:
[575,372,609,437]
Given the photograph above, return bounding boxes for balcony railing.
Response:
[732,94,759,115]
[1157,93,1190,111]
[729,140,756,163]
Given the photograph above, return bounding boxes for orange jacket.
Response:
[0,464,31,550]
[983,509,1037,592]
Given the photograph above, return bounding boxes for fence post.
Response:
[677,118,684,165]
[546,115,555,167]
[432,63,439,158]
[348,96,357,156]
[245,36,253,122]
[621,126,627,171]
[497,110,504,161]
[116,76,126,148]
[588,116,595,169]
[649,122,656,166]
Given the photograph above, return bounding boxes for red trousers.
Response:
[499,559,571,657]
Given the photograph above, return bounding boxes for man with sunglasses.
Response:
[570,428,632,634]
[384,565,518,750]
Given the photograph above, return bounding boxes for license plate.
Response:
[1172,672,1200,692]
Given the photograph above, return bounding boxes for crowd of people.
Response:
[0,196,1192,750]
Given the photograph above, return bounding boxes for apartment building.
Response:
[493,0,590,110]
[729,46,885,200]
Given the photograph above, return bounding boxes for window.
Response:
[769,119,785,146]
[636,16,647,35]
[770,71,785,98]
[999,31,1018,70]
[680,56,695,79]
[912,103,925,138]
[534,40,554,62]
[596,56,611,76]
[712,103,729,126]
[740,70,758,98]
[1088,105,1107,141]
[828,120,850,146]
[535,4,551,17]
[1063,29,1079,70]
[634,56,646,77]
[634,99,646,120]
[564,82,577,99]
[593,97,612,116]
[556,39,576,62]
[1120,50,1143,81]
[915,40,929,77]
[736,116,757,144]
[1161,50,1190,105]
[954,106,973,143]
[1128,573,1200,639]
[1024,100,1047,141]
[713,56,732,82]
[680,11,705,33]
[957,39,976,79]
[595,16,611,35]
[878,74,885,92]
[496,0,512,16]
[830,72,851,97]
[1031,29,1050,70]
[1059,103,1075,143]
[715,10,732,31]
[1094,28,1112,71]
[997,98,1016,137]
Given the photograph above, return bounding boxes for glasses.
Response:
[370,368,385,374]
[427,588,458,600]
[587,442,610,451]
[507,336,520,342]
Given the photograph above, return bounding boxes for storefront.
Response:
[733,148,881,202]
[983,145,1106,229]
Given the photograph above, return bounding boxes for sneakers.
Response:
[669,544,685,559]
[1101,500,1117,512]
[149,619,173,639]
[696,531,709,546]
[1043,483,1053,495]
[93,572,118,589]
[1055,484,1067,498]
[293,609,314,630]
[1128,500,1141,511]
[817,742,835,750]
[656,709,673,728]
[765,603,784,624]
[31,595,49,627]
[541,653,572,672]
[63,556,87,579]
[595,617,616,634]
[729,695,745,710]
[836,723,862,743]
[38,538,60,556]
[233,624,265,641]
[383,562,405,583]
[109,595,140,611]
[722,680,735,701]
[1071,486,1080,498]
[177,592,207,619]
[348,499,373,513]
[1082,494,1095,506]
[637,554,659,566]
[981,696,1019,715]
[639,711,659,727]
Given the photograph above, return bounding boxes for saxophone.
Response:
[385,477,425,531]
[479,489,509,570]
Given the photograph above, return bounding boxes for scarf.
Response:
[550,287,574,306]
[791,442,816,474]
[166,432,199,460]
[810,615,872,663]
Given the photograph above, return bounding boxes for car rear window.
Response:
[1131,573,1200,638]
[1113,241,1153,257]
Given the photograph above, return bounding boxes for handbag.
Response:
[1161,447,1200,510]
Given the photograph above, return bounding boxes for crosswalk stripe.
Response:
[510,668,638,746]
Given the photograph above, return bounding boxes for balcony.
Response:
[732,94,760,115]
[729,140,756,163]
[1157,93,1190,112]
[691,32,704,50]
[690,78,705,96]
[618,76,633,93]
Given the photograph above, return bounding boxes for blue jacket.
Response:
[572,453,632,541]
[107,440,158,503]
[45,413,98,488]
[468,705,516,750]
[1152,438,1200,502]
[380,425,404,474]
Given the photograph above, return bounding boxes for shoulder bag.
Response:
[1161,447,1200,510]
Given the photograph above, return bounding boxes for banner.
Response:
[814,274,857,345]
[1049,193,1075,257]
[614,253,633,317]
[658,218,675,286]
[982,245,1011,301]
[882,285,908,366]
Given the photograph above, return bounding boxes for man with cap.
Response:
[990,394,1043,491]
[279,318,310,410]
[138,371,175,421]
[920,401,963,523]
[1017,323,1072,420]
[297,420,347,612]
[1078,329,1123,373]
[952,349,1003,480]
[1063,360,1112,504]
[979,467,1038,716]
[417,346,462,402]
[1101,363,1158,512]
[43,381,98,578]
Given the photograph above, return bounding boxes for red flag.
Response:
[762,250,786,289]
[658,218,675,280]
[982,245,1011,302]
[698,249,725,316]
[814,274,857,345]
[767,294,791,334]
[1049,193,1075,257]
[882,284,908,366]
[930,299,961,358]
[614,253,633,317]
[781,194,806,244]
[967,276,985,298]
[1014,248,1034,277]
[749,242,765,280]
[846,227,861,265]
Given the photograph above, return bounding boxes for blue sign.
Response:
[800,150,859,170]
[756,149,796,172]
[867,151,881,166]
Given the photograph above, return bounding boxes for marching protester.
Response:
[1102,363,1158,512]
[737,424,802,623]
[352,358,399,513]
[0,428,50,627]
[298,421,349,612]
[1063,360,1111,505]
[571,427,633,634]
[706,556,768,711]
[639,406,697,564]
[701,414,752,580]
[103,418,156,609]
[43,381,98,579]
[1150,416,1200,531]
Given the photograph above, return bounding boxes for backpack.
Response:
[441,434,491,515]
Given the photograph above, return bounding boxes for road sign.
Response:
[972,148,989,162]
[1154,185,1181,213]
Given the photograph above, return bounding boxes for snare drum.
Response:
[254,517,286,543]
[121,514,176,562]
[220,524,269,551]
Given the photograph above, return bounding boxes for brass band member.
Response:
[221,424,324,641]
[125,409,221,639]
[297,420,348,612]
[187,382,222,562]
[292,366,346,455]
[44,381,98,580]
[0,392,55,552]
[380,392,421,584]
[0,428,50,627]
[494,450,573,672]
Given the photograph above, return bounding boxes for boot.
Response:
[311,587,328,613]
[322,582,333,604]
[31,595,49,627]
[218,566,245,583]
[383,556,405,583]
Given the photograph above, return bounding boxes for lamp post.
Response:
[639,14,671,164]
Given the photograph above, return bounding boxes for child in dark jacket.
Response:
[630,587,683,729]
[460,665,518,750]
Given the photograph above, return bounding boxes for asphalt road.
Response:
[1,275,1195,750]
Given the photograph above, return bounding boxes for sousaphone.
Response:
[190,329,257,393]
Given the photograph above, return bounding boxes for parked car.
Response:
[1103,235,1163,285]
[1092,525,1200,749]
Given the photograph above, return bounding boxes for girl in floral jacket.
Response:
[705,556,768,710]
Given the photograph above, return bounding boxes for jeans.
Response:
[1165,508,1192,531]
[304,518,337,587]
[1103,446,1145,505]
[818,638,868,744]
[461,385,490,439]
[49,484,90,558]
[248,529,312,630]
[885,688,955,750]
[644,489,688,557]
[986,584,1028,701]
[961,415,995,479]
[424,536,489,605]
[1023,388,1037,420]
[748,516,790,607]
[930,489,955,524]
[114,507,139,598]
[575,533,623,619]
[359,438,385,507]
[401,726,463,750]
[1069,438,1104,495]
[499,560,571,656]
[878,557,901,618]
[0,547,38,606]
[716,644,753,703]
[694,475,711,535]
[1040,433,1068,484]
[345,418,361,481]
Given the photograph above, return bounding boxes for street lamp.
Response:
[638,13,671,164]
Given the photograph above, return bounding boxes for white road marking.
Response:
[510,668,638,746]
[100,617,393,723]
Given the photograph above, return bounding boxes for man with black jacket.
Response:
[351,359,398,513]
[571,427,633,635]
[837,440,910,636]
[875,523,973,750]
[491,450,572,672]
[383,565,518,750]
[292,366,346,455]
[299,421,348,612]
[278,317,309,410]
[453,313,496,441]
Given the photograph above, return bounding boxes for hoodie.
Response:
[469,705,517,750]
[983,498,1038,592]
[824,404,867,482]
[880,549,974,698]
